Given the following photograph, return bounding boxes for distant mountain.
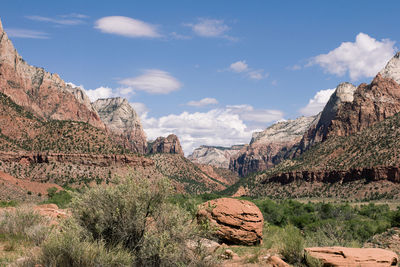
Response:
[93,97,147,154]
[231,52,400,199]
[229,116,316,177]
[188,145,244,168]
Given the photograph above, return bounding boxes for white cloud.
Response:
[185,18,235,40]
[26,14,87,26]
[230,60,248,72]
[136,103,283,154]
[95,16,161,38]
[228,60,268,80]
[310,33,396,81]
[299,88,335,116]
[130,102,149,116]
[170,32,191,40]
[85,86,113,102]
[5,28,49,39]
[187,98,218,107]
[119,69,182,94]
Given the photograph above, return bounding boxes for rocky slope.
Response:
[0,18,104,129]
[188,145,244,168]
[234,92,400,199]
[229,116,316,177]
[148,134,184,156]
[298,53,400,153]
[93,98,147,154]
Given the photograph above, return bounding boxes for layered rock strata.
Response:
[0,18,104,129]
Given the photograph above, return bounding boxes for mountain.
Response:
[0,18,104,129]
[148,134,184,156]
[187,145,244,168]
[229,116,316,177]
[298,53,400,153]
[0,18,235,198]
[230,52,400,199]
[93,98,147,154]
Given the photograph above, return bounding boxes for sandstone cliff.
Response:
[230,116,316,177]
[299,53,400,153]
[0,18,104,129]
[148,134,184,156]
[93,97,147,154]
[188,145,244,168]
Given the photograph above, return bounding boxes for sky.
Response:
[1,0,400,155]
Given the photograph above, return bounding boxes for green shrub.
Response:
[41,190,72,209]
[39,219,133,267]
[48,173,211,266]
[278,224,304,265]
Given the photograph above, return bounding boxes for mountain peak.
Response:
[379,52,400,84]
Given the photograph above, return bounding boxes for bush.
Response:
[39,219,133,267]
[278,224,304,265]
[0,205,50,245]
[41,190,72,209]
[38,173,211,267]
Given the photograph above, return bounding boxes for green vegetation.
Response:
[30,174,215,266]
[0,200,17,208]
[41,188,73,209]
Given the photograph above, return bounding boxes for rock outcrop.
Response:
[230,116,316,177]
[188,145,244,168]
[93,97,147,154]
[262,166,400,185]
[305,247,398,267]
[196,198,263,245]
[148,134,184,156]
[0,18,104,129]
[299,53,400,153]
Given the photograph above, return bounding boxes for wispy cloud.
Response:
[184,18,236,41]
[26,13,88,26]
[228,60,268,80]
[95,16,161,38]
[5,28,49,39]
[186,98,218,107]
[309,33,396,81]
[119,69,181,95]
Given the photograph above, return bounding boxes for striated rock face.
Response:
[188,145,244,168]
[262,166,400,185]
[148,134,184,156]
[305,247,398,267]
[230,116,316,177]
[299,53,400,153]
[93,97,147,154]
[0,18,104,129]
[197,198,263,245]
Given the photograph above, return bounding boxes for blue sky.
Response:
[1,0,400,154]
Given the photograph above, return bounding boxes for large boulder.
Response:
[196,198,263,245]
[305,246,398,267]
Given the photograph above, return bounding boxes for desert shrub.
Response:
[39,218,133,267]
[0,205,50,245]
[0,200,17,207]
[278,224,304,265]
[41,190,72,209]
[55,174,211,266]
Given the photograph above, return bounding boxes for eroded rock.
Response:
[305,246,398,267]
[197,198,263,245]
